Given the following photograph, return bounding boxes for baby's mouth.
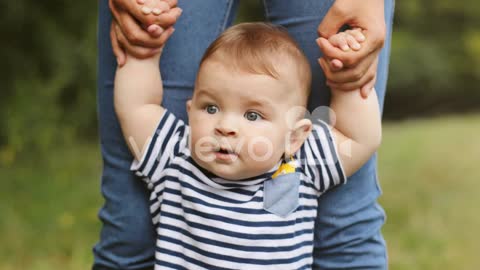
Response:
[217,148,236,154]
[214,147,239,161]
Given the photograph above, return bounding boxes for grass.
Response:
[0,144,102,270]
[0,114,479,270]
[379,114,480,270]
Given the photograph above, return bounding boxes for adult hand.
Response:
[317,0,386,97]
[109,0,182,66]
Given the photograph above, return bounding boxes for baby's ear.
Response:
[186,100,192,113]
[285,119,312,156]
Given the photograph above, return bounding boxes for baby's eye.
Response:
[244,111,262,121]
[205,105,219,114]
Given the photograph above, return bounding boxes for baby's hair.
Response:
[198,22,312,101]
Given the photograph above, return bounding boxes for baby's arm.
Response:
[325,30,382,177]
[114,27,175,161]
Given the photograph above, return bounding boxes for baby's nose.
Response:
[215,117,238,136]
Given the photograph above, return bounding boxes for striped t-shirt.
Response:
[132,110,345,270]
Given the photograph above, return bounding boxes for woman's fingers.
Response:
[317,35,378,69]
[112,0,178,29]
[325,58,378,91]
[147,24,164,36]
[150,7,182,27]
[319,51,376,85]
[114,23,176,60]
[143,7,181,38]
[114,22,163,59]
[330,59,344,70]
[360,73,376,98]
[110,21,126,66]
[161,0,178,8]
[156,26,176,48]
[360,58,379,98]
[118,8,178,49]
[139,0,170,15]
[109,0,180,64]
[318,35,379,95]
[117,9,160,47]
[111,0,152,46]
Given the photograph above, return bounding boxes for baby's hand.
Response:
[328,28,365,52]
[136,0,182,35]
[137,0,171,16]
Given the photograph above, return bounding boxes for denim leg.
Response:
[93,1,238,269]
[160,0,239,122]
[263,0,395,269]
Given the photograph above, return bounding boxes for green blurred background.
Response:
[1,1,479,269]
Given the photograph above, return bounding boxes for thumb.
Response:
[330,59,343,70]
[317,6,346,38]
[110,22,126,67]
[147,24,164,37]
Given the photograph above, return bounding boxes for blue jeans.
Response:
[94,0,395,269]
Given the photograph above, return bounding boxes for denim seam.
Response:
[218,0,235,35]
[262,0,270,20]
[382,3,393,261]
[380,0,396,98]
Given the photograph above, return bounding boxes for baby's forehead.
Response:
[197,65,306,108]
[206,51,299,76]
[200,57,302,86]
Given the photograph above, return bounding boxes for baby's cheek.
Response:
[190,132,216,163]
[247,137,275,162]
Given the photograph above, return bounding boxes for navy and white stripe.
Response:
[295,120,346,192]
[131,110,345,270]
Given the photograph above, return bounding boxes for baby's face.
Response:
[187,59,302,180]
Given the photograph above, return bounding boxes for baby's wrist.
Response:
[329,87,342,96]
[152,51,162,62]
[329,87,358,98]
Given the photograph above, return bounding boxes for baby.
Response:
[114,12,381,270]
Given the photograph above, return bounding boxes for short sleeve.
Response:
[295,120,346,193]
[130,110,188,182]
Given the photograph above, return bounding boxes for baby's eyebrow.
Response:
[244,98,275,111]
[195,89,217,99]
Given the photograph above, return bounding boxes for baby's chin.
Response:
[201,162,251,181]
[191,155,265,181]
[211,170,249,181]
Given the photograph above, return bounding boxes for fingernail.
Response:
[137,0,145,4]
[341,45,350,51]
[353,43,361,50]
[141,6,151,14]
[148,24,162,33]
[362,87,371,98]
[358,34,366,42]
[152,8,161,15]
